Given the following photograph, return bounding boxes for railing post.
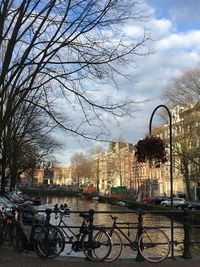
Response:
[135,212,144,261]
[182,210,192,259]
[45,208,52,225]
[85,209,94,261]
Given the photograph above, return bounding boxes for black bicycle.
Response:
[104,209,170,263]
[42,206,112,261]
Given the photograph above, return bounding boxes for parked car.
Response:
[188,203,200,210]
[152,196,170,205]
[176,201,194,210]
[160,197,185,207]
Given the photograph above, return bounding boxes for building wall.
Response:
[32,164,73,186]
[33,168,44,184]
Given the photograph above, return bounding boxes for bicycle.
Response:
[104,209,170,263]
[7,204,50,258]
[0,205,16,247]
[42,206,112,261]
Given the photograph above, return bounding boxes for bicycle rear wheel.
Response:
[44,225,65,259]
[138,228,170,263]
[32,225,50,258]
[82,228,112,262]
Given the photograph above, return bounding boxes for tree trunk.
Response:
[182,161,192,200]
[9,171,17,191]
[0,157,6,193]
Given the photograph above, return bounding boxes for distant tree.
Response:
[89,145,105,193]
[71,152,92,189]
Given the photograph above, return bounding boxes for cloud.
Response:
[156,31,200,51]
[150,19,173,37]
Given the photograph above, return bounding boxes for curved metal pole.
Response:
[149,104,174,258]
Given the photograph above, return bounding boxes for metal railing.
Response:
[37,208,200,260]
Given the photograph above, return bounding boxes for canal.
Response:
[39,195,200,258]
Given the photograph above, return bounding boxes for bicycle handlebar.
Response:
[79,209,95,222]
[54,204,70,216]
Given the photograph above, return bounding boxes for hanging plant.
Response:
[135,136,167,168]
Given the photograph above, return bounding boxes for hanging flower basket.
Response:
[135,136,167,167]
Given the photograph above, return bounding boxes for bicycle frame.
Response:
[54,209,93,247]
[111,221,141,248]
[109,211,145,249]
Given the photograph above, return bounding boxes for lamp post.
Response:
[149,104,174,257]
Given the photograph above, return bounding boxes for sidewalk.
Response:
[0,246,200,267]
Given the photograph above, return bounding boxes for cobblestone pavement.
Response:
[0,245,200,267]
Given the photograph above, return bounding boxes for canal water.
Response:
[39,195,200,258]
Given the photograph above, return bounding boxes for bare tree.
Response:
[89,145,105,193]
[71,152,92,189]
[162,67,200,200]
[163,68,200,107]
[0,0,150,142]
[0,94,61,192]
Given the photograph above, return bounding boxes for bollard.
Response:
[182,210,192,259]
[135,212,144,261]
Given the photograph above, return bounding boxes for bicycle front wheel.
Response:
[82,228,112,262]
[138,228,170,263]
[104,230,122,262]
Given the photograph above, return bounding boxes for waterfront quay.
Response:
[1,245,200,267]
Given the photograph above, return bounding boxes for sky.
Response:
[54,0,200,166]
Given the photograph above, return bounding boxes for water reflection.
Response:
[40,196,200,258]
